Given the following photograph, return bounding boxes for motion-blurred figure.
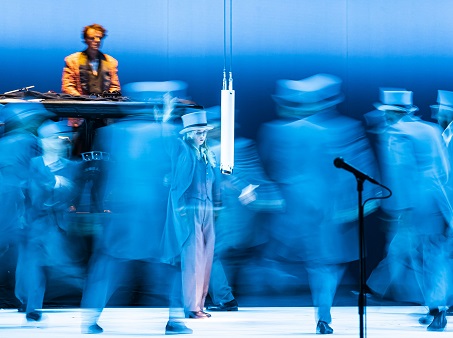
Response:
[431,90,453,159]
[259,74,380,334]
[430,89,453,316]
[0,103,49,257]
[0,103,52,309]
[366,89,452,331]
[205,110,285,310]
[80,111,191,334]
[20,119,84,322]
[62,23,120,96]
[161,110,220,320]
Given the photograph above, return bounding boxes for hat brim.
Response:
[272,93,344,112]
[179,125,214,134]
[373,103,418,113]
[430,104,453,112]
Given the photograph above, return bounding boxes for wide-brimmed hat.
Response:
[430,90,453,115]
[122,80,188,102]
[272,73,344,113]
[373,88,418,113]
[0,102,54,130]
[38,120,73,139]
[179,110,214,134]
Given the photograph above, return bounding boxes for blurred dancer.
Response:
[431,89,453,317]
[20,119,84,322]
[0,103,48,257]
[366,89,452,331]
[161,110,220,319]
[259,74,380,334]
[431,90,453,156]
[0,103,52,310]
[80,113,191,334]
[62,23,120,96]
[206,112,285,310]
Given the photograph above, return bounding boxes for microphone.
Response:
[4,85,35,95]
[333,157,379,185]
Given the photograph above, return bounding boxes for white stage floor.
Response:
[0,306,446,337]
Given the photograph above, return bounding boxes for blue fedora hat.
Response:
[430,90,453,112]
[430,89,453,123]
[272,73,344,112]
[374,88,418,113]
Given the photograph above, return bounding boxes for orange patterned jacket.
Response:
[61,50,120,96]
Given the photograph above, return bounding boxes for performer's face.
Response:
[192,129,207,147]
[85,28,103,52]
[41,135,71,157]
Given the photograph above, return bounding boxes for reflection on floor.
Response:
[0,306,446,337]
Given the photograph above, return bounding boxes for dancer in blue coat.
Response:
[161,110,220,319]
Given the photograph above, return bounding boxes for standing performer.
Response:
[161,110,220,319]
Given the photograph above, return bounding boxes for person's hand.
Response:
[55,175,74,190]
[238,184,259,205]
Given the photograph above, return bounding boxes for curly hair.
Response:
[82,23,107,40]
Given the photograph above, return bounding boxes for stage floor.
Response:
[0,306,446,337]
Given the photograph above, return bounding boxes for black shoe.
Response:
[206,299,238,311]
[185,311,209,319]
[201,311,211,317]
[427,310,447,332]
[446,307,453,316]
[81,323,104,334]
[316,321,333,334]
[165,321,193,335]
[419,309,437,325]
[26,311,42,322]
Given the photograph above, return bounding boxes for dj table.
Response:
[0,97,201,149]
[42,100,202,118]
[0,98,201,118]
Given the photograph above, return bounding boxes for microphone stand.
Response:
[334,157,391,338]
[356,176,366,338]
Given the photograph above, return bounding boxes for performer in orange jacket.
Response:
[61,23,120,96]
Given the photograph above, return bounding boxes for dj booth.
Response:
[0,91,202,150]
[42,100,172,118]
[0,91,200,218]
[0,95,201,118]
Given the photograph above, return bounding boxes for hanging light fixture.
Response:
[220,0,234,175]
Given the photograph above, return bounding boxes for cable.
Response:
[223,0,227,90]
[363,183,392,207]
[223,0,233,90]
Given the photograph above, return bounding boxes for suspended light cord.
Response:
[223,0,227,89]
[223,0,233,90]
[229,0,232,73]
[220,0,235,176]
[229,0,233,90]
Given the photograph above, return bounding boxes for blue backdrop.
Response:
[1,0,453,139]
